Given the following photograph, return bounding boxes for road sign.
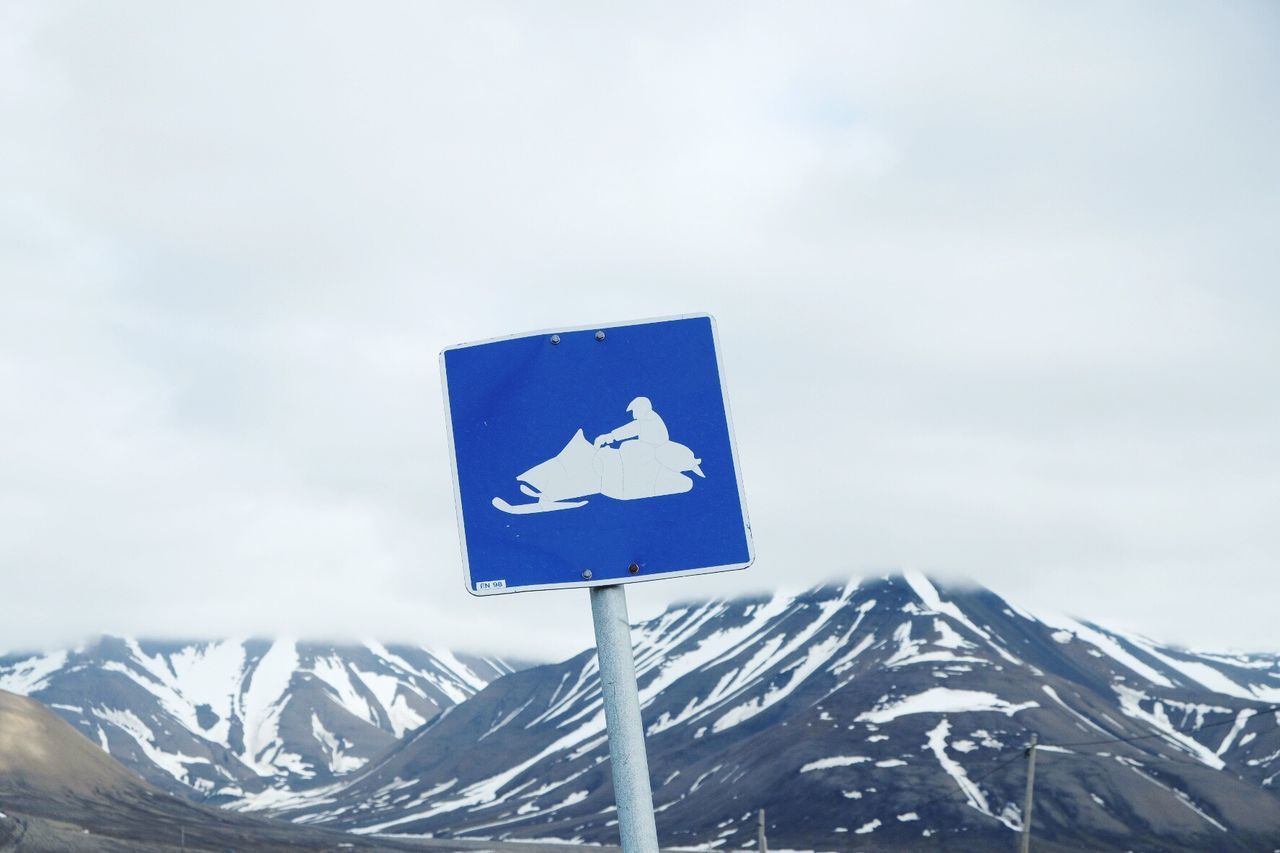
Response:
[440,314,753,595]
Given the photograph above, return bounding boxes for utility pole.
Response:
[1019,733,1038,853]
[757,808,767,852]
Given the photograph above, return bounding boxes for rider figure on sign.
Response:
[594,396,669,448]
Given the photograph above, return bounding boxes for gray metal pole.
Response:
[757,808,767,852]
[590,584,659,853]
[1019,733,1038,853]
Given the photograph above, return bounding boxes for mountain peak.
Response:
[5,578,1279,850]
[0,637,520,803]
[253,573,1280,851]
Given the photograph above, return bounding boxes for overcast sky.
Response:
[2,1,1277,660]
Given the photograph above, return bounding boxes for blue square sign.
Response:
[441,314,753,594]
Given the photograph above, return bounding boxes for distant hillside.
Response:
[262,574,1280,852]
[0,638,520,805]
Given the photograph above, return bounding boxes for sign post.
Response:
[591,584,659,851]
[440,314,753,852]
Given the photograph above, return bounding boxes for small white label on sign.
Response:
[475,579,506,591]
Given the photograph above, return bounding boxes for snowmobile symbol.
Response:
[492,396,706,515]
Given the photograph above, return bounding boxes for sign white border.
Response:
[440,313,755,596]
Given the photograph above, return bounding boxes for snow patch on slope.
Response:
[800,756,871,772]
[0,651,67,693]
[926,719,1019,830]
[239,640,302,776]
[311,713,367,774]
[858,688,1037,723]
[903,572,1020,665]
[1118,633,1280,703]
[1113,685,1224,770]
[95,706,208,786]
[1033,614,1174,688]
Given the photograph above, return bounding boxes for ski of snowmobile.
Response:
[492,497,589,515]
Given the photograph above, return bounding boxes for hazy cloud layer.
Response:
[2,1,1277,658]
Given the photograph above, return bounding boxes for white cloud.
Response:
[1,1,1277,658]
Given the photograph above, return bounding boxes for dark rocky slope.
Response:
[270,575,1280,852]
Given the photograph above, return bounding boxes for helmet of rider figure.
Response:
[626,396,652,416]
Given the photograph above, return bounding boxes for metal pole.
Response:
[757,808,767,852]
[1019,733,1037,853]
[590,584,659,853]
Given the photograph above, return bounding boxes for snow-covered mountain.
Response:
[0,687,433,851]
[0,637,519,804]
[261,574,1280,852]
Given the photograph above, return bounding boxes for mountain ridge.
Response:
[0,636,522,804]
[258,573,1280,852]
[4,575,1279,851]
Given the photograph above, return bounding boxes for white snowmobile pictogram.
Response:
[492,396,705,515]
